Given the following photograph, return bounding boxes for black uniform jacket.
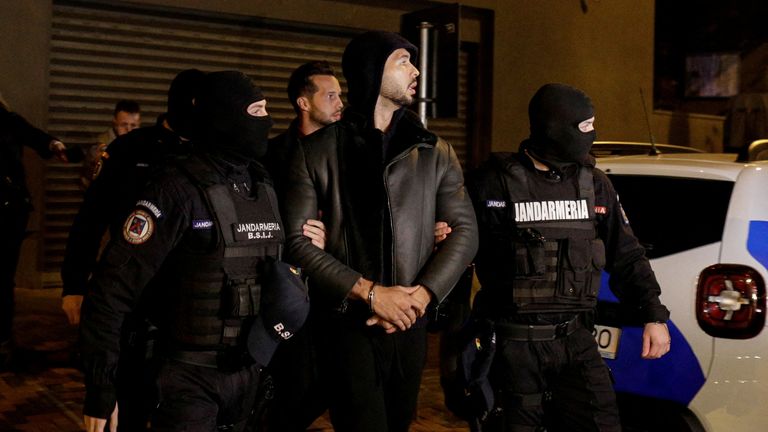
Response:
[468,152,670,323]
[282,109,478,309]
[61,125,187,296]
[0,107,56,207]
[79,158,222,418]
[264,119,299,197]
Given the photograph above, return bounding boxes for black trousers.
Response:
[0,205,28,344]
[486,325,621,432]
[151,359,262,432]
[115,316,157,431]
[319,314,428,432]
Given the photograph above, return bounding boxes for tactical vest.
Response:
[164,155,283,349]
[489,154,605,314]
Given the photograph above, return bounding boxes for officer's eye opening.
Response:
[578,117,595,133]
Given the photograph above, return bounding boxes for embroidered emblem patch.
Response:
[123,209,154,244]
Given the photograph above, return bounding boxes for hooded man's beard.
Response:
[380,75,417,108]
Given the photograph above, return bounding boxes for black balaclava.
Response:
[342,30,417,120]
[197,71,273,160]
[165,68,205,140]
[525,83,596,168]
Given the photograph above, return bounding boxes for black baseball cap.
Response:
[246,261,310,367]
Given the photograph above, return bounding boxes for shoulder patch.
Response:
[136,200,162,218]
[192,219,214,229]
[123,209,155,244]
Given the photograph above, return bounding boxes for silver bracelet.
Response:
[367,282,376,313]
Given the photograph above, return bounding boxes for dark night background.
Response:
[655,0,768,113]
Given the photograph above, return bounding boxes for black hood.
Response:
[165,68,205,140]
[526,83,596,168]
[342,31,417,120]
[196,71,273,161]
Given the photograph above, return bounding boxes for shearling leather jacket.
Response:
[282,110,478,309]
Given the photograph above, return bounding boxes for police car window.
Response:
[606,175,734,259]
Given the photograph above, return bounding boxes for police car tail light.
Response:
[696,264,766,339]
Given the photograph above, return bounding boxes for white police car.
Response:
[593,153,768,431]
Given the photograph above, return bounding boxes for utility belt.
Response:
[167,347,255,372]
[494,315,581,341]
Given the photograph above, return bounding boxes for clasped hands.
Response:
[351,278,432,334]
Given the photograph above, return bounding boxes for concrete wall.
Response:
[1,0,669,150]
[463,0,658,150]
[5,0,666,146]
[1,0,52,125]
[1,0,54,288]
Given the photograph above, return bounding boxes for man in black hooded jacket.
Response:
[468,83,671,431]
[80,71,310,432]
[282,31,478,432]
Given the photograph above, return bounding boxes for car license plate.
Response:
[593,325,622,359]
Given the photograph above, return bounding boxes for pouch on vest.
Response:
[510,228,559,307]
[512,228,547,278]
[222,277,261,318]
[556,238,605,302]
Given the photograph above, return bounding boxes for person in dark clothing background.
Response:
[81,99,142,189]
[0,94,69,367]
[80,71,309,432]
[468,83,671,432]
[61,68,204,327]
[264,60,343,198]
[61,69,204,432]
[263,60,339,432]
[282,31,478,432]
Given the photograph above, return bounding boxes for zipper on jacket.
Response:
[382,142,432,283]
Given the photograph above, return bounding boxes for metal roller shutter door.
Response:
[44,1,469,274]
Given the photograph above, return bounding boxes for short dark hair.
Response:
[113,99,140,117]
[287,61,336,115]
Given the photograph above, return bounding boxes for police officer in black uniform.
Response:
[62,69,203,432]
[61,68,204,326]
[468,83,671,432]
[0,97,70,367]
[80,71,309,432]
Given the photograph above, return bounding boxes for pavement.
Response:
[0,287,469,431]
